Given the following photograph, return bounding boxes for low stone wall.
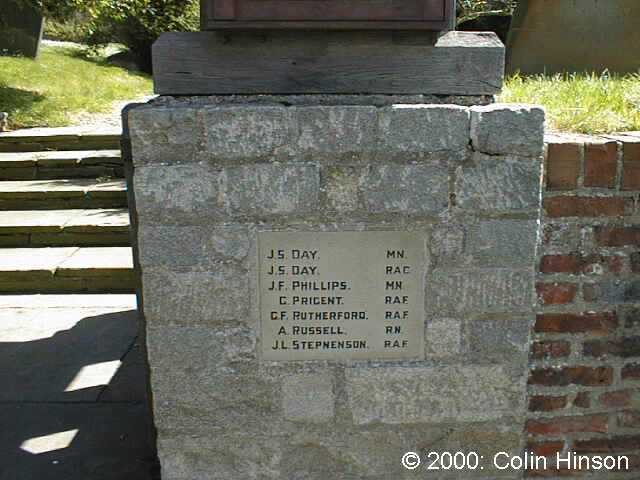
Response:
[125,99,545,479]
[528,131,640,477]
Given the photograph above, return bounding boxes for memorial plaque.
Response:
[258,231,426,361]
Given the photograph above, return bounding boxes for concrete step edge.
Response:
[0,128,121,152]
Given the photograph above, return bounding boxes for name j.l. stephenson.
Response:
[494,451,630,472]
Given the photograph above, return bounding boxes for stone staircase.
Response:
[0,128,136,294]
[0,128,156,480]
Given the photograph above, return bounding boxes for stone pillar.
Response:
[125,98,545,479]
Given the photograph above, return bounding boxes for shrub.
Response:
[84,0,199,72]
[457,0,518,24]
[23,0,199,72]
[16,0,80,20]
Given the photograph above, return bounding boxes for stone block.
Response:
[468,219,537,267]
[203,106,293,160]
[428,223,467,266]
[129,107,202,165]
[428,269,534,314]
[138,225,250,268]
[282,423,521,479]
[280,442,362,480]
[466,318,532,362]
[425,318,462,359]
[158,434,281,480]
[142,267,249,326]
[147,325,256,371]
[379,104,470,153]
[345,365,523,425]
[296,106,377,156]
[324,166,362,212]
[134,164,220,223]
[283,374,334,423]
[470,104,545,156]
[220,164,320,216]
[147,326,282,435]
[362,164,449,215]
[455,154,541,212]
[135,163,320,221]
[411,427,522,478]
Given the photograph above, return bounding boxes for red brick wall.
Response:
[528,131,640,477]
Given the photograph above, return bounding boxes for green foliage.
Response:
[457,0,518,24]
[83,0,199,71]
[44,17,91,43]
[15,0,80,20]
[0,44,152,129]
[499,72,640,134]
[23,0,199,71]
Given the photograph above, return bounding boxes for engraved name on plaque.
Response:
[258,231,425,361]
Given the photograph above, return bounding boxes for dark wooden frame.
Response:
[201,0,455,31]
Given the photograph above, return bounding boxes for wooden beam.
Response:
[152,30,504,96]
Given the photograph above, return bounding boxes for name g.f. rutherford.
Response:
[494,451,629,471]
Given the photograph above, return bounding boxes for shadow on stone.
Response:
[0,309,159,480]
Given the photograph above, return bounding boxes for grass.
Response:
[499,72,640,134]
[0,45,152,129]
[4,43,637,135]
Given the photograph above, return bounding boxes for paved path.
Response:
[0,295,158,480]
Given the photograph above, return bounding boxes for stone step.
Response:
[0,127,121,152]
[0,179,127,210]
[0,247,136,293]
[0,209,130,247]
[0,150,123,180]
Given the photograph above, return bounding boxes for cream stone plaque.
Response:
[258,231,426,361]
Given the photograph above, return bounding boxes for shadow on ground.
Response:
[66,48,150,77]
[0,85,45,118]
[0,309,159,480]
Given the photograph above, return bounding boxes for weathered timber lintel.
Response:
[152,30,505,96]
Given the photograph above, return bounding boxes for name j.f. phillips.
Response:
[494,451,630,472]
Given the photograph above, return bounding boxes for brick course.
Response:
[529,133,640,478]
[536,282,578,305]
[584,141,617,188]
[535,312,618,335]
[531,340,570,359]
[546,142,581,190]
[526,414,609,435]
